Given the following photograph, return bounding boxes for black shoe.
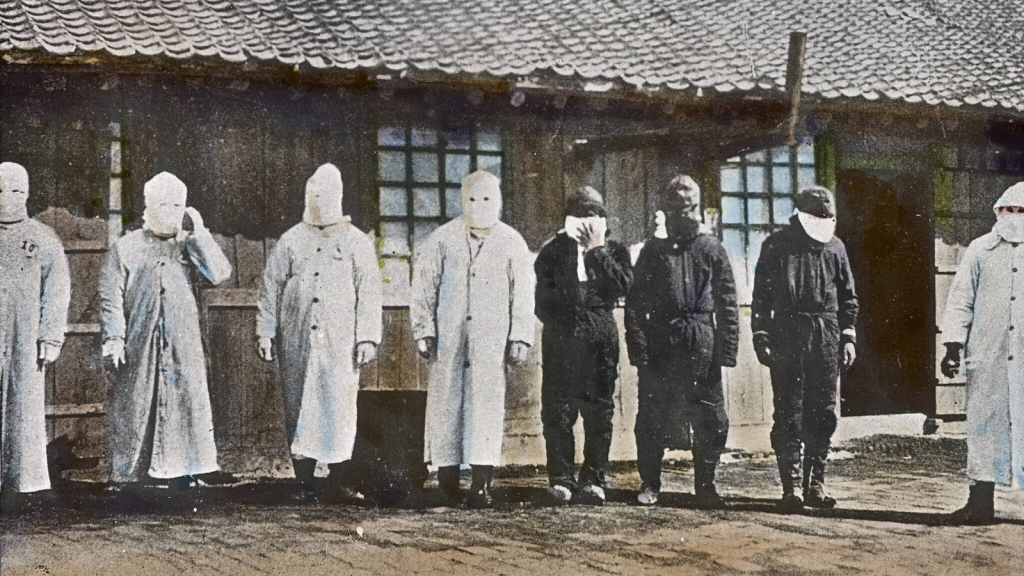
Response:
[576,484,606,506]
[466,487,493,509]
[950,482,995,525]
[803,483,836,509]
[296,482,318,504]
[694,485,725,510]
[437,465,462,505]
[778,492,804,513]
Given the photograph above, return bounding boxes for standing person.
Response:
[751,186,858,512]
[535,186,632,505]
[626,175,739,509]
[0,162,71,495]
[411,170,535,508]
[256,163,382,503]
[940,182,1024,524]
[100,172,232,489]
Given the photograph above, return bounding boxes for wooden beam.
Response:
[785,31,807,147]
[45,403,105,418]
[204,288,259,308]
[66,323,101,335]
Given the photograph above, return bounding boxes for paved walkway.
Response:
[2,435,1022,575]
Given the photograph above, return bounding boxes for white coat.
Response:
[411,219,535,467]
[0,219,70,492]
[942,231,1024,487]
[100,228,231,482]
[257,221,382,463]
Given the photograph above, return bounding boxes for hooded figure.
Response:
[751,185,858,512]
[411,170,535,508]
[256,163,382,502]
[534,186,633,505]
[625,175,739,508]
[0,162,70,493]
[100,172,232,486]
[940,181,1024,524]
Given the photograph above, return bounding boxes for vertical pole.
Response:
[108,121,123,245]
[785,32,807,148]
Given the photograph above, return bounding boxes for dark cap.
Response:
[663,175,700,211]
[794,186,835,218]
[567,186,607,217]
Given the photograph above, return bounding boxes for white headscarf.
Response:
[0,162,30,222]
[143,172,188,237]
[303,163,345,227]
[992,181,1024,243]
[462,171,502,230]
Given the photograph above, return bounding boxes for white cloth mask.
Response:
[994,214,1024,243]
[462,171,502,230]
[796,210,836,244]
[143,172,187,237]
[0,162,29,222]
[304,163,345,226]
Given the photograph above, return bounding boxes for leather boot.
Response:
[951,481,995,525]
[693,455,724,510]
[437,465,462,505]
[466,465,494,509]
[292,458,318,503]
[777,451,804,513]
[802,459,836,509]
[327,461,365,504]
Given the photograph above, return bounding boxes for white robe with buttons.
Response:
[257,221,382,463]
[942,231,1024,487]
[411,219,535,467]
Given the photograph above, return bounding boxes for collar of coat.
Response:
[982,231,1019,250]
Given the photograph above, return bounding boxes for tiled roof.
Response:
[3,0,1024,111]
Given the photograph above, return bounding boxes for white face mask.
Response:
[143,172,188,237]
[994,214,1024,243]
[797,210,836,243]
[462,176,502,230]
[303,164,345,227]
[0,163,30,222]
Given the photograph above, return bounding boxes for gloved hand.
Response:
[257,336,274,362]
[102,338,126,369]
[940,343,963,379]
[37,341,62,368]
[355,342,377,368]
[416,337,437,361]
[753,333,772,366]
[843,342,857,369]
[507,341,530,366]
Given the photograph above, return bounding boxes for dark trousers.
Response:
[635,359,728,492]
[541,319,618,490]
[768,317,841,488]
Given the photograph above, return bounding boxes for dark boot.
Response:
[292,458,318,503]
[466,465,494,509]
[777,452,804,513]
[437,465,462,505]
[693,455,724,510]
[327,461,365,504]
[802,459,835,509]
[951,482,995,525]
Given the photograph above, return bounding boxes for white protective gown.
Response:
[100,228,231,482]
[411,219,535,467]
[942,230,1024,487]
[257,221,382,463]
[0,219,70,492]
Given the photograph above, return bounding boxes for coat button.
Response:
[160,288,166,295]
[314,272,319,276]
[1010,356,1015,361]
[1015,268,1019,273]
[464,361,471,368]
[466,315,472,321]
[311,325,318,330]
[313,297,319,303]
[317,248,322,252]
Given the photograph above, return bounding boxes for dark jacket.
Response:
[534,233,633,335]
[751,216,859,346]
[625,233,739,368]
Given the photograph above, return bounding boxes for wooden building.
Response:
[2,1,1023,479]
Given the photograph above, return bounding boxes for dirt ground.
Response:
[2,435,1022,575]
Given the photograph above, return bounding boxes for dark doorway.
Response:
[836,170,934,416]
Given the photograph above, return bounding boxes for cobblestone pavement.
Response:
[2,436,1022,576]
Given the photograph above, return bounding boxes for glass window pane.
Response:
[478,155,502,177]
[772,166,792,194]
[379,187,407,216]
[413,187,441,216]
[477,128,502,151]
[722,196,745,224]
[380,222,410,257]
[720,167,742,193]
[446,153,470,183]
[749,229,769,266]
[749,198,770,224]
[798,166,817,189]
[446,186,462,217]
[412,152,439,183]
[378,126,406,146]
[746,166,765,193]
[745,150,766,163]
[414,221,441,248]
[797,143,815,164]
[378,151,406,182]
[723,229,745,259]
[771,147,790,164]
[445,128,471,150]
[411,128,438,147]
[773,196,794,222]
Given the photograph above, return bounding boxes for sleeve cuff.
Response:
[841,328,856,344]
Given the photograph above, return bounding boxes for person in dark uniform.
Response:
[751,186,859,512]
[535,186,633,505]
[626,175,739,509]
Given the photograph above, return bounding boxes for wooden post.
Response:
[785,32,807,147]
